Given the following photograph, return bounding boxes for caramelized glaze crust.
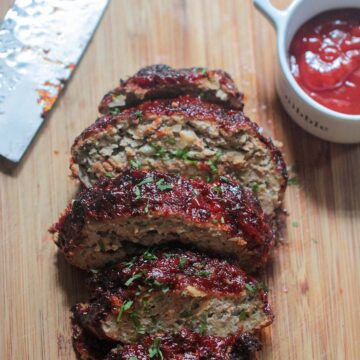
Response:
[98,64,244,114]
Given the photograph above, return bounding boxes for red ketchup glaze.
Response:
[90,249,259,297]
[289,9,360,115]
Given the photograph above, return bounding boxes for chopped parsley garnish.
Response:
[104,172,113,178]
[288,177,299,185]
[134,186,141,200]
[292,221,299,228]
[134,110,143,119]
[130,159,142,169]
[162,286,170,293]
[122,257,136,269]
[144,202,150,213]
[211,219,218,223]
[129,357,138,360]
[117,300,133,322]
[195,270,210,277]
[110,107,121,115]
[156,178,173,191]
[142,250,158,261]
[178,257,187,269]
[207,160,217,173]
[200,67,207,75]
[220,175,230,183]
[245,283,257,295]
[220,216,225,224]
[197,313,208,334]
[153,280,162,287]
[97,239,106,253]
[89,268,98,274]
[252,183,259,193]
[164,137,176,145]
[174,148,190,160]
[125,273,143,286]
[164,252,173,258]
[138,176,154,187]
[239,309,247,321]
[130,312,146,334]
[150,143,168,159]
[212,185,221,193]
[149,338,163,359]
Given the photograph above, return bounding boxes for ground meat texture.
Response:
[50,170,274,271]
[72,250,273,344]
[71,96,287,215]
[98,64,244,114]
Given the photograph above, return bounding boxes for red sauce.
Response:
[289,9,360,115]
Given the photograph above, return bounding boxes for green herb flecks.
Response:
[97,239,106,253]
[117,300,133,322]
[129,357,138,360]
[200,67,207,75]
[144,202,150,214]
[134,110,143,119]
[292,221,299,228]
[245,283,257,295]
[138,176,154,187]
[178,257,187,269]
[197,312,208,334]
[288,177,299,185]
[110,107,121,115]
[162,286,170,294]
[130,159,142,169]
[211,219,218,223]
[195,270,210,277]
[220,176,231,183]
[252,183,259,193]
[164,137,176,145]
[104,172,113,178]
[89,268,98,274]
[150,143,169,160]
[149,337,163,359]
[212,185,221,194]
[142,249,158,261]
[156,178,173,191]
[174,148,190,160]
[125,273,143,287]
[130,311,146,335]
[239,309,247,321]
[122,257,136,269]
[207,160,217,174]
[134,186,141,200]
[220,216,225,224]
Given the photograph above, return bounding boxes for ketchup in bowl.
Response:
[289,9,360,115]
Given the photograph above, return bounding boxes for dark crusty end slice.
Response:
[71,96,287,215]
[72,322,261,360]
[98,64,244,114]
[72,249,273,344]
[50,170,274,271]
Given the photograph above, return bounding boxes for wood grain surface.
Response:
[1,1,359,359]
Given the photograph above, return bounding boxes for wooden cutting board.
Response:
[1,1,359,359]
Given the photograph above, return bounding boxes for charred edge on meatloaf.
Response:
[71,95,287,215]
[71,249,273,343]
[98,64,244,114]
[50,170,274,271]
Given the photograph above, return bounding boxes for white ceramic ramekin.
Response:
[253,0,360,143]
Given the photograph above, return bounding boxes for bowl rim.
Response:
[276,0,360,122]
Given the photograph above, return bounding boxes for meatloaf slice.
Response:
[98,64,244,114]
[50,170,273,271]
[105,330,262,360]
[72,249,273,344]
[71,96,287,215]
[72,321,261,360]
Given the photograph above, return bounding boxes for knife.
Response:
[0,0,109,163]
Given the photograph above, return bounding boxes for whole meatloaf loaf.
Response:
[73,323,261,360]
[98,64,244,114]
[72,249,273,344]
[50,170,274,271]
[71,96,287,215]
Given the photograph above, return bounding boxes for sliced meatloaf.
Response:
[72,249,273,344]
[72,322,261,360]
[98,64,244,114]
[50,170,273,271]
[105,330,262,360]
[71,96,287,215]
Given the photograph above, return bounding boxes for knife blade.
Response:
[0,0,109,163]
